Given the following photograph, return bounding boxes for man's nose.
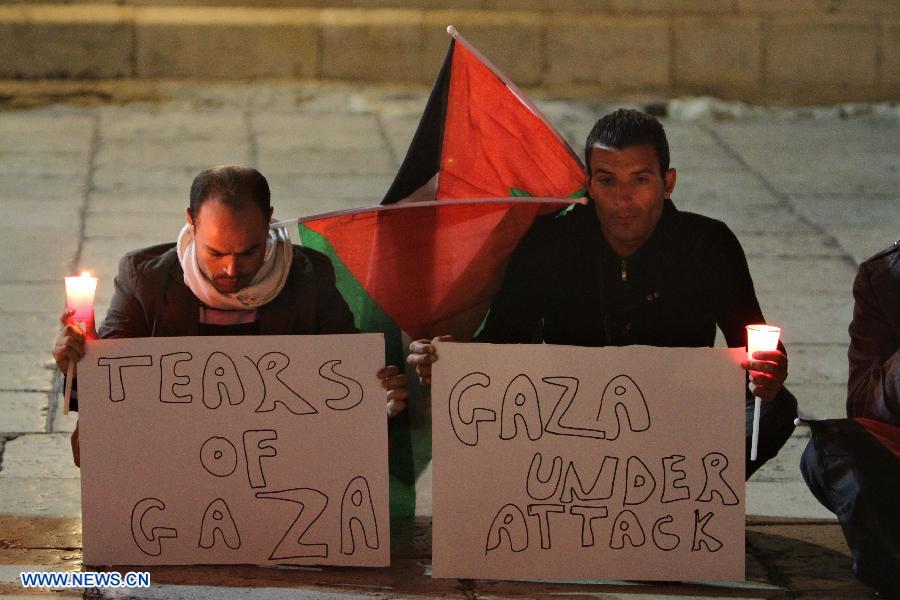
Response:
[615,183,634,204]
[222,256,237,276]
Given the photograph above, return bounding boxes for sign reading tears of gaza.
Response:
[78,334,388,567]
[431,342,747,582]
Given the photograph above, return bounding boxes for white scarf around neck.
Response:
[177,221,293,310]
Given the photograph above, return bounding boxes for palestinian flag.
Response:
[299,28,586,352]
[297,28,586,517]
[802,418,900,595]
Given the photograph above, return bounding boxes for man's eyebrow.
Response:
[202,242,264,255]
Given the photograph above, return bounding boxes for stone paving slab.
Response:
[0,478,81,517]
[0,230,78,282]
[89,191,188,214]
[788,383,850,422]
[0,352,56,393]
[0,283,69,316]
[782,344,850,387]
[789,195,900,227]
[0,201,82,232]
[0,391,48,434]
[757,292,853,346]
[253,113,389,150]
[95,139,251,169]
[0,314,60,353]
[745,480,834,520]
[98,108,248,141]
[258,148,397,175]
[830,226,900,267]
[737,232,846,258]
[0,172,86,201]
[0,151,89,177]
[84,210,188,241]
[0,434,81,479]
[91,165,198,196]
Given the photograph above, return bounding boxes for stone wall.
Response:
[0,1,896,104]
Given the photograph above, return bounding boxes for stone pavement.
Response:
[0,81,897,598]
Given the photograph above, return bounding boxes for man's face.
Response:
[588,143,676,257]
[187,198,271,294]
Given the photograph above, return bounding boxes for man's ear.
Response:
[267,206,274,223]
[185,208,196,234]
[664,168,677,199]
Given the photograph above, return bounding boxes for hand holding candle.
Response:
[61,272,98,415]
[745,324,783,462]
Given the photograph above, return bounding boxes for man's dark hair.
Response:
[188,165,271,223]
[584,109,670,175]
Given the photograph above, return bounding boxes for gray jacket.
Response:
[847,240,900,424]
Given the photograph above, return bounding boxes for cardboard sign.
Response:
[431,342,746,581]
[78,334,389,567]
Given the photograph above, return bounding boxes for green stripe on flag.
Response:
[298,224,425,519]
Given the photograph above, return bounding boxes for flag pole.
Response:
[272,196,587,230]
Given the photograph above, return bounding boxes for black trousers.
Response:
[800,419,900,597]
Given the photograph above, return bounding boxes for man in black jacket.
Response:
[53,165,408,464]
[409,109,796,478]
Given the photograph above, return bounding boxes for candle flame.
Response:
[80,271,91,278]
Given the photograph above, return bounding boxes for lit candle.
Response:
[63,272,98,415]
[64,271,98,331]
[746,324,782,462]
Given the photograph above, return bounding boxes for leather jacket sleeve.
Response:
[847,254,900,424]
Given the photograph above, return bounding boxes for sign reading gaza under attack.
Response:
[431,342,747,582]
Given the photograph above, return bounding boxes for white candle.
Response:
[64,271,98,329]
[63,271,98,415]
[746,324,782,462]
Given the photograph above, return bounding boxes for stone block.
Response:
[435,13,544,85]
[881,18,900,87]
[319,10,443,83]
[0,392,48,434]
[546,17,670,89]
[0,6,133,79]
[136,7,318,79]
[673,18,762,93]
[764,16,879,88]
